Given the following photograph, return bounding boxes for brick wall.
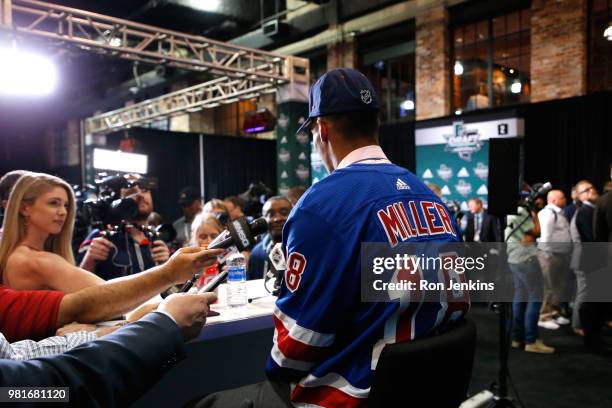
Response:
[327,35,357,70]
[531,0,588,102]
[415,5,450,120]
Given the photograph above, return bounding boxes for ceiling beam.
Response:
[1,0,288,82]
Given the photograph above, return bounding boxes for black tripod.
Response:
[484,211,534,407]
[488,302,517,407]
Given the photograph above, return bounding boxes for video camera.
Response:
[518,181,552,210]
[74,174,176,244]
[239,181,273,218]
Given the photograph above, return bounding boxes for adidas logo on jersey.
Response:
[396,178,410,190]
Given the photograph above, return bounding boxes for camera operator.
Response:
[173,187,202,248]
[223,195,246,222]
[506,201,554,353]
[77,177,170,280]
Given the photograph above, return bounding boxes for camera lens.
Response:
[215,211,229,226]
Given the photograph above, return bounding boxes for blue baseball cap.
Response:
[296,68,380,135]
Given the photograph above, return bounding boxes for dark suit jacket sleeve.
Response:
[485,214,502,242]
[0,312,184,408]
[247,241,267,280]
[464,214,474,242]
[593,193,612,242]
[575,207,594,242]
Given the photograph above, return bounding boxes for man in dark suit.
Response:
[574,182,598,243]
[563,184,581,222]
[570,181,598,336]
[581,177,612,353]
[594,189,612,243]
[463,198,502,242]
[0,292,216,407]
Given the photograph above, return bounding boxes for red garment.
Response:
[0,284,64,342]
[196,262,220,289]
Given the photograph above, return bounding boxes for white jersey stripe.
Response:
[274,307,335,347]
[270,343,315,371]
[297,372,370,399]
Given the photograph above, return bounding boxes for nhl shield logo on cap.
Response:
[360,89,372,104]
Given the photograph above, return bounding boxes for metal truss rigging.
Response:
[0,0,309,134]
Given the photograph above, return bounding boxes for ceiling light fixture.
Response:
[454,61,464,76]
[0,47,57,95]
[400,100,415,110]
[604,22,612,41]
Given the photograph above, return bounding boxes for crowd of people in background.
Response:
[0,169,305,325]
[0,65,610,406]
[427,177,612,355]
[0,168,309,404]
[1,168,611,358]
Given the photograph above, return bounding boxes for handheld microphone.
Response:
[268,243,287,272]
[180,217,268,293]
[265,242,286,296]
[198,269,228,293]
[208,217,268,251]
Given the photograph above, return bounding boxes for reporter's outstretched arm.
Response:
[57,247,222,326]
[0,312,183,408]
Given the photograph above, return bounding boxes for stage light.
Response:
[604,23,612,41]
[109,37,122,47]
[454,61,464,76]
[183,0,221,12]
[243,108,276,134]
[455,109,462,115]
[0,48,56,95]
[400,99,415,110]
[93,148,148,174]
[510,80,522,94]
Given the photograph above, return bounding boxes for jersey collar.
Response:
[336,145,390,169]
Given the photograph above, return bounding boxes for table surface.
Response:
[132,279,277,407]
[195,279,277,340]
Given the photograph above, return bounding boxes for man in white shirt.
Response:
[537,190,572,329]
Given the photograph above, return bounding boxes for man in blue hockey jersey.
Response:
[196,68,469,408]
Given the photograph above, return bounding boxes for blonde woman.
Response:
[190,212,224,289]
[0,172,104,292]
[191,212,223,249]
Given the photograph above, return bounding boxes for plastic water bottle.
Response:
[226,252,247,307]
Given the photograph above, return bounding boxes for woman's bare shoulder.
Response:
[7,246,64,273]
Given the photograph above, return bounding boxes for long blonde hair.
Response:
[190,212,223,247]
[0,172,76,275]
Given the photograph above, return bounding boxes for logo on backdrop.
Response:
[296,164,310,181]
[278,113,289,130]
[473,162,489,181]
[443,122,482,162]
[278,148,291,164]
[455,180,473,197]
[296,132,310,145]
[436,164,453,182]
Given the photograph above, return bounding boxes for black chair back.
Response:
[368,318,477,408]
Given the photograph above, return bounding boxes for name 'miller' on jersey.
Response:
[267,163,468,408]
[377,200,457,247]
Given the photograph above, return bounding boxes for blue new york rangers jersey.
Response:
[266,162,470,407]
